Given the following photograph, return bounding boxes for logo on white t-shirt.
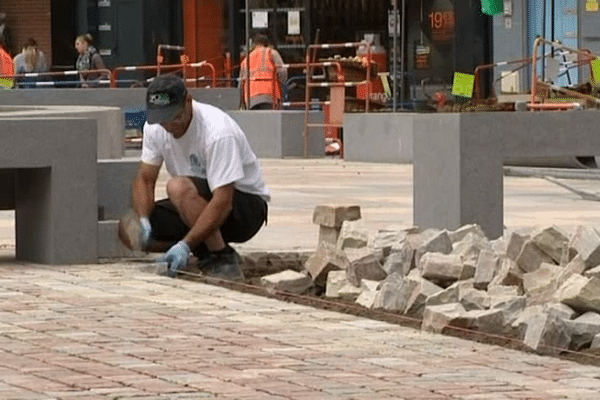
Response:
[190,154,205,176]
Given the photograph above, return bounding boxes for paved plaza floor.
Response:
[2,158,600,399]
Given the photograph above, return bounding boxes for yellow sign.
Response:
[591,59,600,83]
[586,0,599,12]
[0,78,13,89]
[452,72,474,98]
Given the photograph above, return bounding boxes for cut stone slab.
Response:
[425,280,473,307]
[488,285,522,297]
[490,295,526,329]
[415,229,452,268]
[522,263,563,299]
[569,225,600,269]
[491,236,508,257]
[345,247,387,287]
[522,313,571,356]
[318,225,341,246]
[512,305,544,337]
[372,273,405,311]
[422,303,467,333]
[355,279,380,309]
[459,288,491,311]
[558,254,586,287]
[260,270,315,295]
[382,252,411,277]
[488,257,523,289]
[420,253,464,284]
[337,219,369,250]
[462,309,505,334]
[369,229,406,259]
[516,240,555,273]
[337,283,363,300]
[505,231,529,262]
[555,274,600,314]
[448,224,485,244]
[312,205,361,228]
[451,232,493,266]
[404,275,443,317]
[564,312,600,350]
[473,250,500,290]
[543,302,577,321]
[304,242,349,287]
[242,251,309,276]
[325,270,350,298]
[585,264,600,280]
[531,225,570,263]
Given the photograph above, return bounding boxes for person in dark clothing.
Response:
[75,34,108,87]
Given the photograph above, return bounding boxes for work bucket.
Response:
[480,0,503,15]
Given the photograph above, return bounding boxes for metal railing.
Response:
[530,37,600,110]
[4,68,112,88]
[110,61,216,88]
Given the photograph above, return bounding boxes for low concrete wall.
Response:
[0,106,124,159]
[229,110,325,158]
[413,110,600,239]
[344,113,599,168]
[344,113,414,163]
[0,87,240,112]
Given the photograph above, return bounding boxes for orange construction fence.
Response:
[530,38,600,110]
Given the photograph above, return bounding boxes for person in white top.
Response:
[121,74,270,280]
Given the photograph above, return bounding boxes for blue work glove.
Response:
[157,241,191,278]
[140,217,152,249]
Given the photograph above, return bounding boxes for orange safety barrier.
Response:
[110,61,216,88]
[303,41,373,158]
[473,58,532,102]
[474,52,596,103]
[530,38,599,110]
[157,44,187,73]
[3,68,112,87]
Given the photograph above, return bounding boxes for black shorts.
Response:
[148,177,268,256]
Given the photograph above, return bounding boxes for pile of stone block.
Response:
[259,205,600,356]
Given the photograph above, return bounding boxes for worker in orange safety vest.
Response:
[239,33,287,110]
[0,35,14,89]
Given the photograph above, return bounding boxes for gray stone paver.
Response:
[2,263,600,399]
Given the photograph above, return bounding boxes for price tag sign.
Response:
[452,72,474,98]
[428,10,455,42]
[252,11,268,28]
[288,10,300,35]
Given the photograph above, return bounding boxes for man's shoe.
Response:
[205,247,245,282]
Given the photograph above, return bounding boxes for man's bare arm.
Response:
[131,162,161,218]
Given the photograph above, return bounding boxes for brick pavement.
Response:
[1,261,600,399]
[3,159,600,399]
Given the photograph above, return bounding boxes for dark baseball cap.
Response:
[146,74,187,124]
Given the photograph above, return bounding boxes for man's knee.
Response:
[166,177,197,202]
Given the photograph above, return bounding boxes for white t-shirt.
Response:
[141,101,270,202]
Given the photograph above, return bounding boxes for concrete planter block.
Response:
[229,110,324,158]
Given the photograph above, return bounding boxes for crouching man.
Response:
[120,74,270,280]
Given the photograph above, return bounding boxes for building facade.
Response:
[1,0,498,104]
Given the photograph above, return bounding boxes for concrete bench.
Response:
[412,111,600,239]
[0,105,124,159]
[0,118,98,264]
[0,106,143,264]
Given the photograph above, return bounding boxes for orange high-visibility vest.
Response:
[241,46,281,108]
[0,47,14,89]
